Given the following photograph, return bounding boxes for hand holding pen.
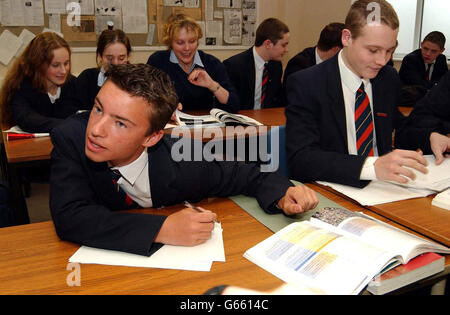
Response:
[154,201,218,246]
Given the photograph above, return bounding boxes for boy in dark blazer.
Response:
[50,64,318,257]
[283,22,345,83]
[286,0,428,188]
[399,31,448,106]
[223,18,290,109]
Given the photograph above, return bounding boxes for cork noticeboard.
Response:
[0,0,258,49]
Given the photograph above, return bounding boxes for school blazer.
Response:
[397,71,450,153]
[223,47,284,109]
[399,49,448,89]
[285,54,406,188]
[9,77,80,133]
[283,46,317,84]
[50,112,293,256]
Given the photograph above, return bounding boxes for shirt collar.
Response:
[315,47,323,64]
[338,50,370,93]
[111,148,148,186]
[98,67,106,87]
[170,50,204,73]
[253,46,266,69]
[48,87,61,104]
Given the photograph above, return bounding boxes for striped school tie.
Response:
[355,83,374,157]
[261,62,269,107]
[110,169,139,208]
[425,63,432,81]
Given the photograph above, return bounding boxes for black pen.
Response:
[184,201,220,224]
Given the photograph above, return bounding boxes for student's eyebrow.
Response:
[94,97,136,126]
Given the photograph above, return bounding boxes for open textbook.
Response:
[244,207,449,295]
[170,108,263,128]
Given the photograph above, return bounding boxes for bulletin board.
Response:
[0,0,258,57]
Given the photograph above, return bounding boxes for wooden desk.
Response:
[0,187,448,295]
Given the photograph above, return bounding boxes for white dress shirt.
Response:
[315,47,324,65]
[338,51,378,180]
[97,67,107,87]
[253,46,267,110]
[111,148,153,208]
[48,87,61,104]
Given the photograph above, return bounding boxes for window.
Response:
[389,0,449,59]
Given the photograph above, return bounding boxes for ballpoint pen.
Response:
[184,201,220,223]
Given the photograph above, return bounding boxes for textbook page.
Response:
[310,207,450,264]
[317,180,434,206]
[69,223,225,271]
[244,221,399,295]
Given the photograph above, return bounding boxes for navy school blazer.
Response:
[285,54,406,188]
[223,47,284,109]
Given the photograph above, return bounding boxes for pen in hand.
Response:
[184,201,220,224]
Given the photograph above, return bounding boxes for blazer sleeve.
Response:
[207,57,240,113]
[50,120,167,257]
[205,161,294,214]
[395,72,450,153]
[10,85,64,133]
[285,72,368,188]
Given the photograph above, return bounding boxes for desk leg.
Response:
[7,164,30,225]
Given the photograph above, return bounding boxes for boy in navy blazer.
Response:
[50,64,318,257]
[286,0,430,188]
[223,18,290,109]
[399,31,448,106]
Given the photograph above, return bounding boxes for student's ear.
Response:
[142,130,164,148]
[263,39,274,49]
[341,29,353,47]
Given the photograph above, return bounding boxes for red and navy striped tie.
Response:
[110,169,139,208]
[261,63,268,107]
[355,83,374,157]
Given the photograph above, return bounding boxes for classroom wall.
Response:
[0,0,352,78]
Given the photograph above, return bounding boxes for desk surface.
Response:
[0,185,448,295]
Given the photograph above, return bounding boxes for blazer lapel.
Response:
[147,138,179,208]
[326,56,348,149]
[88,159,127,209]
[247,48,256,108]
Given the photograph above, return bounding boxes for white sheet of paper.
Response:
[393,155,450,192]
[15,29,36,58]
[69,223,225,272]
[0,30,22,66]
[317,180,434,206]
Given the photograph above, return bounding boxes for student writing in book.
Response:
[0,32,79,133]
[223,18,289,109]
[397,71,450,165]
[74,29,132,110]
[285,0,429,188]
[147,14,239,112]
[49,63,319,257]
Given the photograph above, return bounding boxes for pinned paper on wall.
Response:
[0,30,22,65]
